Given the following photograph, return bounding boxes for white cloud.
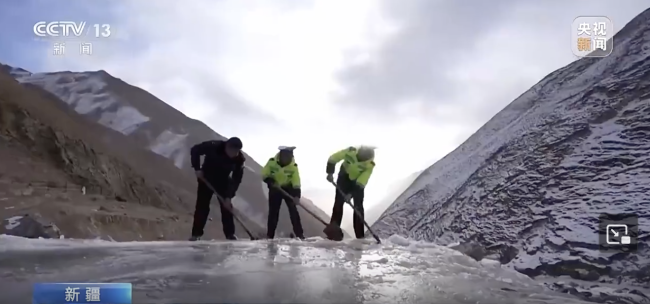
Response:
[41,0,648,230]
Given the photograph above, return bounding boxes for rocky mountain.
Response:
[371,8,650,304]
[0,63,329,240]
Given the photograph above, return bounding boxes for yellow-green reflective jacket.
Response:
[326,147,375,187]
[261,154,301,188]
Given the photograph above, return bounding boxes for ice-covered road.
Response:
[0,235,592,304]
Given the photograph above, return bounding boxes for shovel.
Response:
[198,177,261,240]
[329,181,381,244]
[273,186,345,241]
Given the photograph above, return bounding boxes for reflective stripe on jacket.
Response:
[261,154,301,189]
[326,147,375,187]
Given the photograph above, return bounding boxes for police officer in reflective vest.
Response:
[262,146,305,239]
[326,146,375,239]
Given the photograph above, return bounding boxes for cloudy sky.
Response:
[1,1,648,228]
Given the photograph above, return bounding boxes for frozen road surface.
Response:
[0,235,592,304]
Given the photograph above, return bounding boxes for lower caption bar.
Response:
[33,283,132,304]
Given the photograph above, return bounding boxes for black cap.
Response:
[226,137,243,149]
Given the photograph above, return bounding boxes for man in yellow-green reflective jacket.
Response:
[326,146,375,239]
[261,146,305,239]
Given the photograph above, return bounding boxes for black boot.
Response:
[189,236,201,241]
[225,235,238,240]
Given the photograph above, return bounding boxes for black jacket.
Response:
[190,140,245,198]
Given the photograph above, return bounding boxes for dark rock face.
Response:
[547,281,650,304]
[373,8,650,304]
[449,241,520,264]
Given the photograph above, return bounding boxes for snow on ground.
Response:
[12,71,150,135]
[0,234,593,304]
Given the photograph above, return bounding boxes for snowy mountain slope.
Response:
[6,68,211,169]
[0,68,222,240]
[372,7,650,296]
[1,65,328,238]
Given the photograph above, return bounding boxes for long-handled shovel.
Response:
[198,177,260,240]
[329,181,381,244]
[273,186,345,241]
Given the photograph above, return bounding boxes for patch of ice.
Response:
[387,234,410,246]
[272,254,291,264]
[480,259,501,267]
[385,234,464,259]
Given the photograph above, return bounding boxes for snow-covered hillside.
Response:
[372,7,650,300]
[8,68,185,165]
[11,68,147,134]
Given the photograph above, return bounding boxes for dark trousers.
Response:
[267,187,304,239]
[191,179,235,237]
[330,174,365,239]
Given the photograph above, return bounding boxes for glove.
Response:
[263,178,275,187]
[326,174,334,183]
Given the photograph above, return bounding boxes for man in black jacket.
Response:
[189,137,245,241]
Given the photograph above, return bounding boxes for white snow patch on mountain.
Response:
[73,93,115,115]
[149,130,189,168]
[9,67,31,78]
[98,105,149,135]
[12,71,150,136]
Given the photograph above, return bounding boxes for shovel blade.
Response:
[323,224,344,241]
